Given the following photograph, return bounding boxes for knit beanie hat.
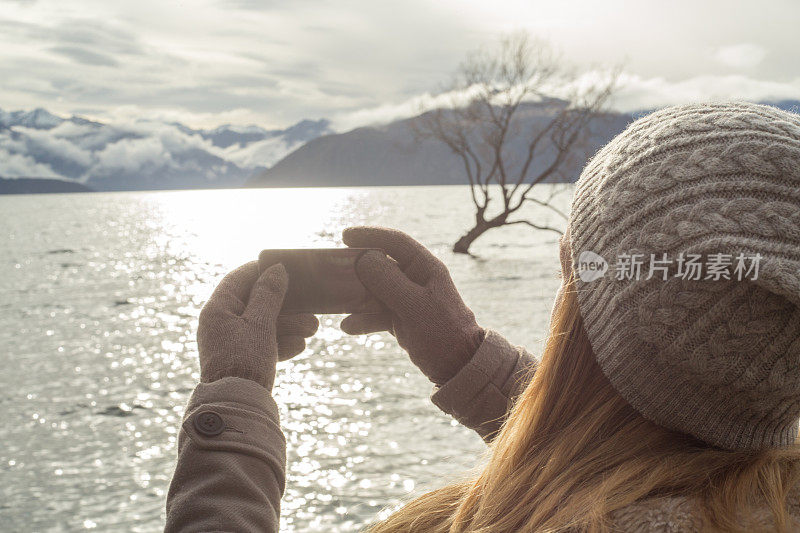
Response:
[568,102,800,450]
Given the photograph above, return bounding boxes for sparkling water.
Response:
[0,185,567,532]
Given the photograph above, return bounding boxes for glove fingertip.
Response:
[242,264,288,321]
[277,336,307,361]
[343,225,388,248]
[340,316,375,336]
[339,315,360,335]
[262,262,288,289]
[355,249,393,279]
[300,313,320,332]
[340,313,390,335]
[253,263,288,307]
[342,226,361,246]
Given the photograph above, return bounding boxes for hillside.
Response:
[0,177,93,194]
[247,103,633,187]
[247,99,800,188]
[3,100,797,192]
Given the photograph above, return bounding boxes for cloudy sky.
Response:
[1,0,798,130]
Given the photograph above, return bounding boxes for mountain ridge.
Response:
[0,176,94,194]
[0,107,331,191]
[247,103,631,187]
[247,99,800,188]
[2,100,797,193]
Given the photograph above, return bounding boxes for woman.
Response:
[165,102,800,532]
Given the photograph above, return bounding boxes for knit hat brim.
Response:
[568,102,800,450]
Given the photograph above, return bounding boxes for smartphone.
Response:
[258,248,385,314]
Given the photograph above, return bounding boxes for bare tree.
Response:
[414,32,618,254]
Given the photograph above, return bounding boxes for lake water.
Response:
[0,185,568,532]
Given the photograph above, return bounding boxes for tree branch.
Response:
[518,195,569,220]
[504,219,564,235]
[410,31,618,253]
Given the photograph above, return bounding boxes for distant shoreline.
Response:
[0,177,94,195]
[0,179,574,195]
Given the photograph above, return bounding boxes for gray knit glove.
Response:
[197,261,319,390]
[340,226,485,385]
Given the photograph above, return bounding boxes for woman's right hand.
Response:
[340,226,485,385]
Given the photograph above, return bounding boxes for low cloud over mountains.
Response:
[0,107,331,190]
[2,100,798,192]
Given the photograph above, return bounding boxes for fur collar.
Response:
[609,490,800,532]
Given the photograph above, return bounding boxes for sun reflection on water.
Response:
[151,187,371,265]
[0,186,566,532]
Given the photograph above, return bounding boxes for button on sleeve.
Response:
[193,410,226,436]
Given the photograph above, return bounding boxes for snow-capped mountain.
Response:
[0,108,68,130]
[4,99,797,193]
[0,107,332,191]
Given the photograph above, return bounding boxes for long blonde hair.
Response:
[369,275,800,532]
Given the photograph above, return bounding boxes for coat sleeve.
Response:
[165,377,286,533]
[430,329,537,442]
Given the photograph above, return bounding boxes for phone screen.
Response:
[258,248,384,314]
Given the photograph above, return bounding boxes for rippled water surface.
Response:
[1,186,568,532]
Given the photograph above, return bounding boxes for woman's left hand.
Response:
[197,261,319,390]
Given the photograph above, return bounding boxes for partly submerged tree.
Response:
[414,33,618,254]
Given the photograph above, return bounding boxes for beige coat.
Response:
[165,330,799,532]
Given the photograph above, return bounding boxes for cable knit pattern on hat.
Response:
[568,102,800,450]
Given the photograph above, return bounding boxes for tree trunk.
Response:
[453,216,502,254]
